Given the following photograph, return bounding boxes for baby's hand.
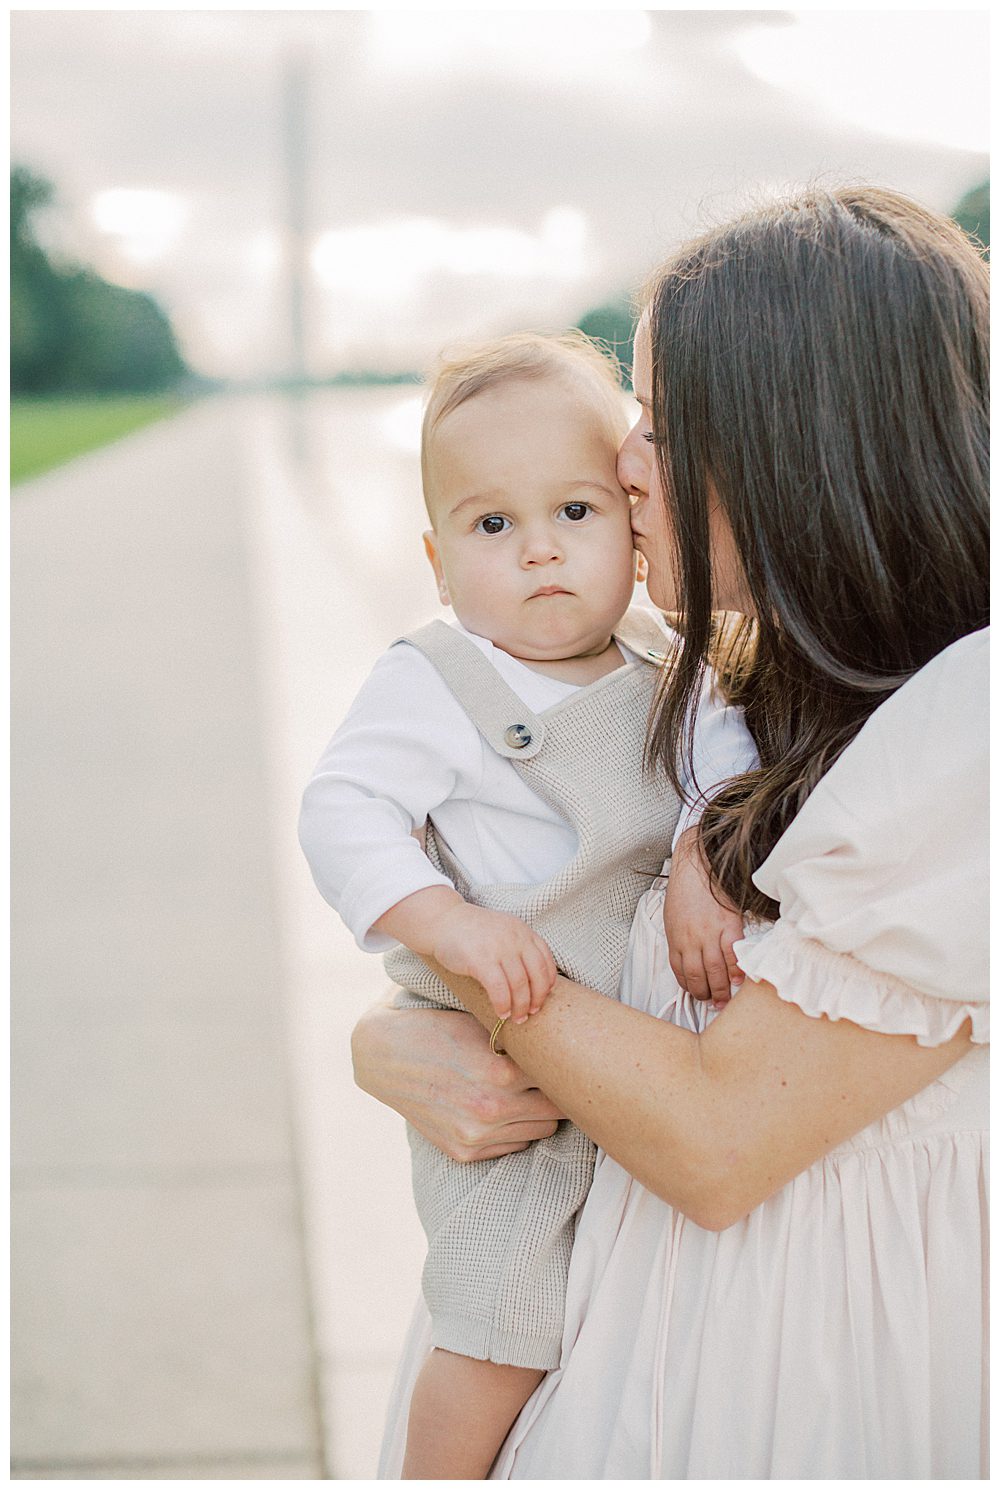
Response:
[428,901,558,1024]
[373,886,556,1023]
[663,827,745,1005]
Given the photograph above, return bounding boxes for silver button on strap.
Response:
[504,723,533,750]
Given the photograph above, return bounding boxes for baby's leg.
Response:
[407,1121,594,1371]
[402,1348,544,1479]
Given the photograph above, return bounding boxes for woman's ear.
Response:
[423,530,451,605]
[634,550,648,584]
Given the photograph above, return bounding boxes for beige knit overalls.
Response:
[385,607,682,1370]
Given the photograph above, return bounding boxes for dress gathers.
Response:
[378,628,988,1480]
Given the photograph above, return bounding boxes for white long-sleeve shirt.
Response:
[299,620,759,952]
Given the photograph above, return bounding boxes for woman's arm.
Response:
[351,1000,565,1161]
[425,961,972,1231]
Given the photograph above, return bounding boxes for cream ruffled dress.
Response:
[379,628,988,1480]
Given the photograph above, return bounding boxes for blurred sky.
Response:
[10,8,989,381]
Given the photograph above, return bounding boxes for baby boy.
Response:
[299,331,755,1477]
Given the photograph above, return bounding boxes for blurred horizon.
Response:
[11,9,990,383]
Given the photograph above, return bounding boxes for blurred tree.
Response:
[11,165,187,394]
[575,298,635,386]
[952,178,989,255]
[58,271,187,392]
[11,167,72,390]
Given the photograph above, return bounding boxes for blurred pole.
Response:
[283,52,308,383]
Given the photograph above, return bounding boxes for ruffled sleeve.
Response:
[734,629,989,1047]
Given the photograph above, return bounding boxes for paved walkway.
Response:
[11,392,428,1478]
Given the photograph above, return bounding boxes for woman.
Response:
[355,186,989,1477]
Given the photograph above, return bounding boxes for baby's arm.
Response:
[666,666,760,1004]
[300,642,557,1020]
[664,826,744,1004]
[299,643,484,951]
[373,888,556,1024]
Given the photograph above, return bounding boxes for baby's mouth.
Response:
[529,585,572,598]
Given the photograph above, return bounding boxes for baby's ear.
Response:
[634,550,648,584]
[423,531,451,606]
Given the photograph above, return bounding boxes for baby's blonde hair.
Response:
[421,329,628,515]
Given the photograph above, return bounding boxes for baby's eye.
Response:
[475,513,511,536]
[558,502,592,522]
[642,432,656,444]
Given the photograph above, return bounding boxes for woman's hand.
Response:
[351,1001,565,1162]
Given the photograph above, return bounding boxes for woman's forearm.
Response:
[427,961,973,1230]
[426,962,724,1220]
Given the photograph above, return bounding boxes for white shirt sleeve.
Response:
[298,643,486,953]
[671,668,760,850]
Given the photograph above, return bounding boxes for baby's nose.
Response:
[521,527,562,564]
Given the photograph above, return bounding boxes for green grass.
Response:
[10,395,186,484]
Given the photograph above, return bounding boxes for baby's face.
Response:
[423,373,639,662]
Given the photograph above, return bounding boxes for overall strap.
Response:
[396,621,546,760]
[612,605,675,664]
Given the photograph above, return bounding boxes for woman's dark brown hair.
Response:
[645,185,989,919]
